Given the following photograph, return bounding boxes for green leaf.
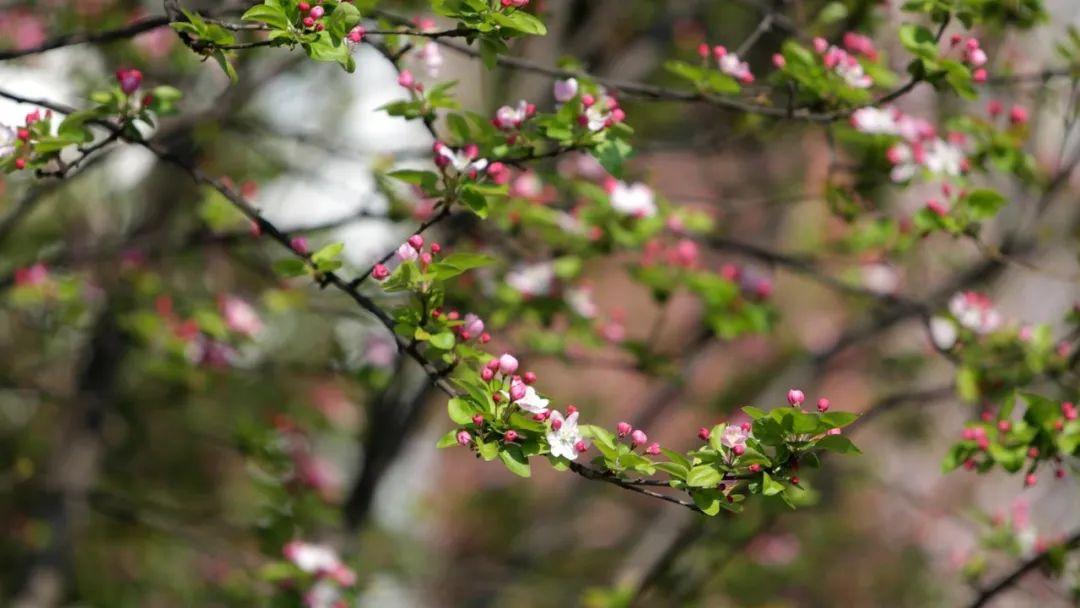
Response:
[761,472,785,496]
[742,406,768,419]
[690,489,722,515]
[311,242,344,271]
[241,4,290,30]
[436,429,460,448]
[273,258,308,277]
[898,23,939,60]
[327,2,361,40]
[816,434,862,454]
[962,189,1008,220]
[429,331,456,350]
[819,412,859,428]
[387,169,439,191]
[447,397,476,425]
[686,465,723,488]
[499,446,532,477]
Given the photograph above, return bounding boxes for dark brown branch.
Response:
[968,529,1080,608]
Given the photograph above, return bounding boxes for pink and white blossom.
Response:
[720,424,749,449]
[0,124,16,157]
[949,291,1001,334]
[506,262,555,297]
[929,316,958,350]
[546,410,582,460]
[553,78,578,103]
[219,296,263,337]
[609,181,657,218]
[565,285,598,319]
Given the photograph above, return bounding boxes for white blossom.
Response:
[546,410,582,460]
[506,262,555,297]
[0,124,16,157]
[610,181,657,218]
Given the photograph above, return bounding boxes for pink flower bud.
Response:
[616,422,632,437]
[575,440,589,453]
[302,16,315,27]
[397,70,415,89]
[290,236,309,254]
[787,388,805,407]
[115,68,143,95]
[645,443,661,455]
[1009,106,1029,125]
[481,368,494,381]
[732,444,746,456]
[308,5,325,19]
[998,420,1011,433]
[504,430,518,442]
[1024,473,1037,487]
[698,427,711,441]
[456,430,472,446]
[813,37,828,54]
[372,263,389,280]
[566,405,578,415]
[817,398,830,413]
[522,371,536,384]
[581,94,595,108]
[740,422,752,432]
[509,382,526,401]
[772,53,786,69]
[630,429,647,447]
[749,463,761,473]
[697,43,710,59]
[407,234,424,250]
[972,68,987,83]
[551,417,563,431]
[471,414,484,426]
[498,353,519,375]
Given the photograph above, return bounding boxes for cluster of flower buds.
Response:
[697,43,755,83]
[842,31,878,61]
[986,100,1028,125]
[615,421,661,455]
[786,388,833,414]
[0,109,53,170]
[433,308,490,343]
[296,2,327,31]
[578,91,626,132]
[641,237,700,268]
[950,34,989,83]
[812,36,873,88]
[397,69,424,93]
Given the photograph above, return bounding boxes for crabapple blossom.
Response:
[851,107,898,135]
[929,316,959,350]
[553,78,578,102]
[396,242,419,262]
[698,427,711,441]
[565,285,598,318]
[713,46,754,83]
[608,180,657,218]
[372,264,389,280]
[0,124,16,157]
[630,429,647,447]
[291,236,309,254]
[546,410,583,460]
[433,141,488,176]
[219,296,263,337]
[284,541,346,576]
[493,100,534,130]
[787,388,805,407]
[461,313,484,338]
[415,42,443,78]
[498,353,519,375]
[949,291,1001,334]
[617,421,632,437]
[506,261,555,297]
[115,67,143,94]
[817,398,830,413]
[720,424,749,450]
[645,443,661,455]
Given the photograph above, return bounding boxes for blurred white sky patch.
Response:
[253,45,432,266]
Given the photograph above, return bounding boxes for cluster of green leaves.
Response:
[651,407,859,515]
[903,0,1047,29]
[897,23,979,99]
[774,41,897,107]
[237,0,367,73]
[1,83,180,174]
[431,0,546,67]
[665,59,742,96]
[943,392,1078,477]
[951,322,1071,405]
